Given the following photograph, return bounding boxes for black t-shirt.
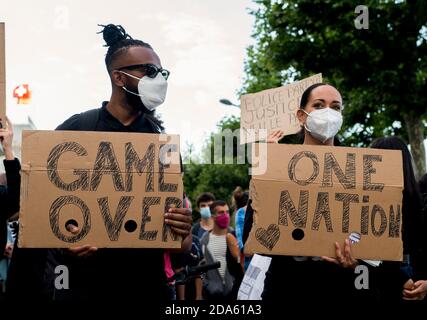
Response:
[53,102,168,301]
[57,101,158,133]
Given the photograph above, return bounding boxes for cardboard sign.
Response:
[240,74,322,144]
[0,23,5,128]
[245,143,403,261]
[19,130,184,248]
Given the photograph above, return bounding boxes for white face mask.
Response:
[303,108,343,143]
[120,71,168,111]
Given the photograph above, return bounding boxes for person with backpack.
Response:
[192,192,216,240]
[200,200,243,300]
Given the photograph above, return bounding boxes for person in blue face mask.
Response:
[192,192,216,240]
[185,192,215,300]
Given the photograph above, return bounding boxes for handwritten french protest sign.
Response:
[18,130,183,248]
[240,74,322,144]
[245,143,403,261]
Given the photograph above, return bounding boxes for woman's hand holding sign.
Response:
[266,130,285,143]
[321,239,358,269]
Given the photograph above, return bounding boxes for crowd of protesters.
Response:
[0,24,426,304]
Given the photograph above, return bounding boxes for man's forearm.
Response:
[169,233,192,253]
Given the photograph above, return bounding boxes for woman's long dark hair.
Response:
[370,136,424,256]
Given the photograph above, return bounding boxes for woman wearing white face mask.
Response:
[295,84,360,266]
[242,83,379,306]
[272,83,356,266]
[296,83,344,146]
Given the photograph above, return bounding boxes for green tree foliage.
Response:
[243,0,427,177]
[183,116,250,220]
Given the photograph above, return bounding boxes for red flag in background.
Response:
[13,84,32,104]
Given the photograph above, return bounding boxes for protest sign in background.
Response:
[240,74,322,144]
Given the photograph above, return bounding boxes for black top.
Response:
[0,158,21,258]
[57,101,157,133]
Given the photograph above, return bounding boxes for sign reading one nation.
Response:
[245,144,403,261]
[19,130,183,248]
[240,74,322,144]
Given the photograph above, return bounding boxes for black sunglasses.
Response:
[117,64,170,80]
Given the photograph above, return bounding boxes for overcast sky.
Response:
[2,0,255,154]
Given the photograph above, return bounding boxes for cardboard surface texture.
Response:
[240,74,322,144]
[245,143,403,261]
[19,130,184,248]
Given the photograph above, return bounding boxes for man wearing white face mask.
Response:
[57,24,170,133]
[6,24,192,302]
[54,24,192,301]
[118,64,169,113]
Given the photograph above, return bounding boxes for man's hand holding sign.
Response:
[66,206,192,257]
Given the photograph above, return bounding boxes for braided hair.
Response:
[370,136,424,257]
[98,24,164,132]
[98,24,153,71]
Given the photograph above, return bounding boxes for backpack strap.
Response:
[78,108,101,131]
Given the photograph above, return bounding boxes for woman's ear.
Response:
[296,109,307,125]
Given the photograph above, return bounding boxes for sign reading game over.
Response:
[19,130,183,248]
[245,143,403,261]
[240,74,322,144]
